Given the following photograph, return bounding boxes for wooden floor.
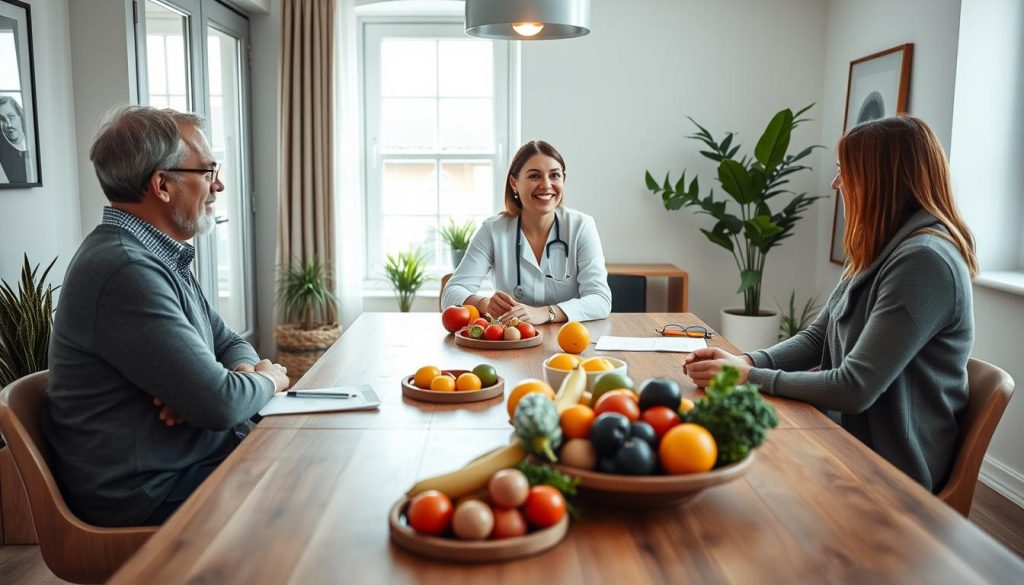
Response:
[1,481,1022,584]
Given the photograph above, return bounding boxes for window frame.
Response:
[359,18,514,291]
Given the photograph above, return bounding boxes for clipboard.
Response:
[257,385,380,417]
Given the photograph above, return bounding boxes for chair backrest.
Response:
[438,272,453,312]
[608,274,647,313]
[937,358,1015,517]
[0,370,156,584]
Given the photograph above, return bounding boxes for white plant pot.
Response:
[720,309,780,353]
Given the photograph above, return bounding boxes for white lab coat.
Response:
[442,206,612,322]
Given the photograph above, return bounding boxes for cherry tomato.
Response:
[523,485,566,528]
[640,405,682,440]
[484,324,505,341]
[407,490,453,536]
[472,318,490,328]
[491,507,527,539]
[517,322,537,339]
[593,393,640,422]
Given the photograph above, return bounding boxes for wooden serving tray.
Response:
[547,451,755,508]
[389,497,568,562]
[454,329,544,350]
[401,370,504,403]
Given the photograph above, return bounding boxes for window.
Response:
[362,21,512,286]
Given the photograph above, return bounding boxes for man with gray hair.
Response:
[44,106,289,526]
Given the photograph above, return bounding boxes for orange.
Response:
[455,372,483,392]
[415,366,442,389]
[581,357,611,372]
[465,304,480,322]
[659,423,717,474]
[557,321,590,354]
[547,353,580,371]
[506,378,555,419]
[559,405,596,440]
[430,375,456,392]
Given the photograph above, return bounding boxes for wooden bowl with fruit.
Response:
[453,319,544,350]
[540,368,776,508]
[402,365,504,403]
[389,444,570,562]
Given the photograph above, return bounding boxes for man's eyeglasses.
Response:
[166,162,221,183]
[656,324,715,339]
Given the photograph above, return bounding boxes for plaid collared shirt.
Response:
[101,207,195,279]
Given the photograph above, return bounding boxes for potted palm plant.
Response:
[384,248,430,312]
[437,218,476,268]
[0,255,58,387]
[644,105,825,351]
[274,257,342,382]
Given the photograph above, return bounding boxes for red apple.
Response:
[517,322,536,339]
[441,305,471,333]
[484,324,505,341]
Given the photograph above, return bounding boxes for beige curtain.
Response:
[278,0,336,317]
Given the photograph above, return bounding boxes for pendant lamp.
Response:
[465,0,591,41]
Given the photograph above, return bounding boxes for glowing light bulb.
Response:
[512,22,544,37]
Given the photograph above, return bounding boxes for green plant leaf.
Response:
[644,170,660,192]
[754,108,794,172]
[701,228,734,252]
[737,270,761,294]
[717,159,754,204]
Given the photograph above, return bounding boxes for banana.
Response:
[553,364,586,413]
[406,442,526,499]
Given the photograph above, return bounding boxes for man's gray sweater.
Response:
[748,210,973,492]
[44,218,274,526]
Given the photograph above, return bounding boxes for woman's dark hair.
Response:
[501,140,566,216]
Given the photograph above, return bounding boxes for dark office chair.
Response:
[608,274,647,313]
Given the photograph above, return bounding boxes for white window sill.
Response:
[975,271,1024,296]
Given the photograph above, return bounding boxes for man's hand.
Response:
[498,304,548,325]
[153,397,186,427]
[255,359,290,393]
[683,348,754,388]
[481,291,517,318]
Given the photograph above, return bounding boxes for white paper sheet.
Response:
[258,385,381,416]
[594,335,707,353]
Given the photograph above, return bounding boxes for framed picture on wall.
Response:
[0,0,41,189]
[829,43,913,264]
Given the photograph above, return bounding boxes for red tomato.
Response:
[523,485,566,528]
[517,322,536,339]
[491,507,527,539]
[593,393,640,422]
[441,306,471,333]
[472,318,490,328]
[640,406,682,440]
[484,324,505,341]
[407,490,453,536]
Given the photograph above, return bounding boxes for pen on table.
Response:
[286,391,354,399]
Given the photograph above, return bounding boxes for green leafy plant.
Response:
[384,247,430,312]
[645,105,826,315]
[0,255,59,387]
[685,366,778,466]
[276,257,339,331]
[515,460,581,519]
[437,218,476,251]
[776,290,822,341]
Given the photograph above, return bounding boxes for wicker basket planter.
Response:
[274,323,342,382]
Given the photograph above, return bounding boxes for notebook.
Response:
[257,385,381,417]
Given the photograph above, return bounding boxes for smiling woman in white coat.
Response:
[441,140,612,324]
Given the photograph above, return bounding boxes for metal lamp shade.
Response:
[465,0,591,40]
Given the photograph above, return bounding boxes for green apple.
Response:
[591,372,635,405]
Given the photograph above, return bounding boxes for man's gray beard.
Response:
[173,205,216,238]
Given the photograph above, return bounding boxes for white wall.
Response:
[0,0,81,288]
[518,0,828,329]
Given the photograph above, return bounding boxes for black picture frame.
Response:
[829,43,913,264]
[0,0,41,189]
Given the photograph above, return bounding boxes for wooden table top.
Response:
[110,313,1024,584]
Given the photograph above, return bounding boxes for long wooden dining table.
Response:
[110,313,1024,584]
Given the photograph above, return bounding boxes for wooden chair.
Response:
[937,358,1015,517]
[0,371,157,584]
[438,272,453,311]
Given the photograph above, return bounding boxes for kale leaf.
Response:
[686,366,779,466]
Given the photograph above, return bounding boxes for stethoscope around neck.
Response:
[513,214,570,301]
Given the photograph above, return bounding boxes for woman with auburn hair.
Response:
[685,115,977,492]
[441,140,611,324]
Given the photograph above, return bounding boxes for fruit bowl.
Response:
[547,451,755,508]
[543,357,627,394]
[454,329,544,350]
[389,496,569,562]
[401,370,505,403]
